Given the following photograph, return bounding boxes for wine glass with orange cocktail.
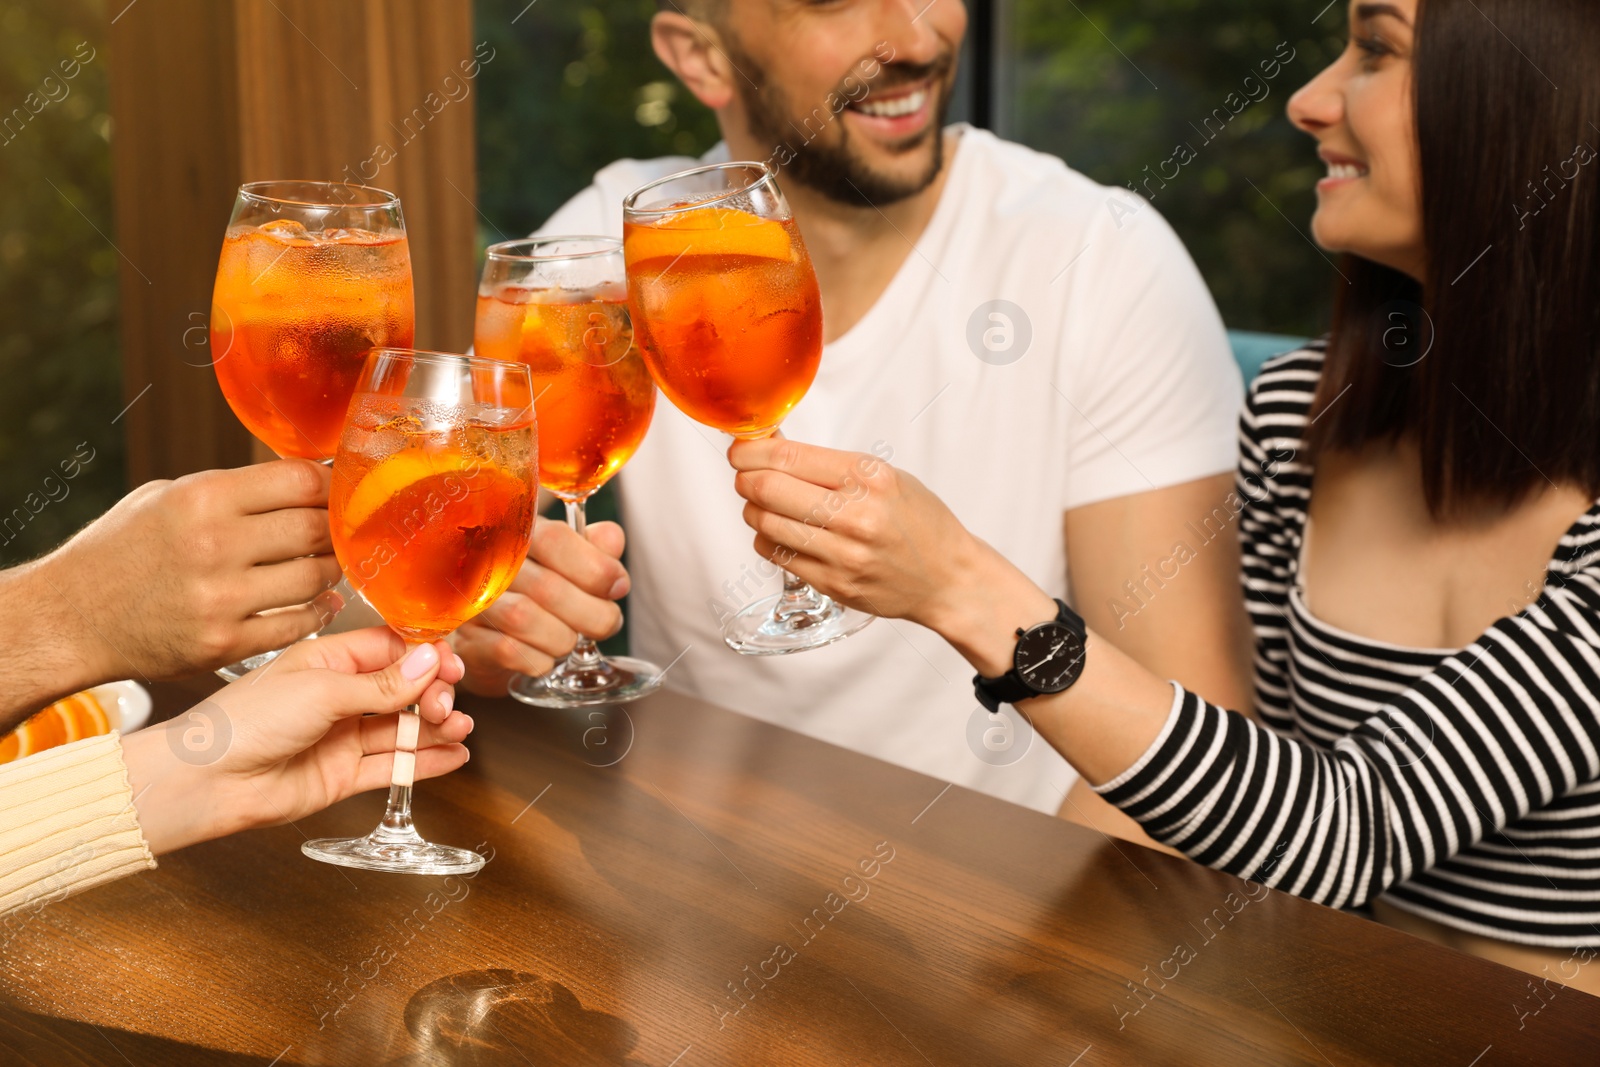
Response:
[208,180,415,680]
[622,162,873,654]
[301,349,536,875]
[474,236,665,706]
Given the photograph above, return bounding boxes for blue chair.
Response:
[1228,330,1310,383]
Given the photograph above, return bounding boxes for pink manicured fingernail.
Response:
[439,690,454,714]
[608,577,629,599]
[453,653,466,675]
[402,643,439,679]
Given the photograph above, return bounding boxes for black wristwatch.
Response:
[972,599,1087,713]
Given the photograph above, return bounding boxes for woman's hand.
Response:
[122,628,472,855]
[731,438,1169,788]
[453,516,630,695]
[728,437,992,631]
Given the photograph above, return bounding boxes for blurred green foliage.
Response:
[0,0,122,567]
[475,0,723,242]
[1006,0,1343,335]
[474,0,1343,336]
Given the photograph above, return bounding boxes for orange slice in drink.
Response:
[624,206,792,265]
[340,449,478,533]
[339,449,532,535]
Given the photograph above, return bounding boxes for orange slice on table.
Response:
[624,206,793,265]
[32,703,72,750]
[59,692,111,739]
[0,691,113,765]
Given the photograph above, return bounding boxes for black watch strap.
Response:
[972,599,1085,713]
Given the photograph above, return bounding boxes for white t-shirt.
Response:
[536,125,1241,813]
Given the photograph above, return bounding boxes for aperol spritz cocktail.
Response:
[306,349,535,876]
[623,161,870,655]
[207,181,413,683]
[622,210,821,439]
[475,236,664,706]
[210,181,414,461]
[330,398,536,642]
[474,275,654,498]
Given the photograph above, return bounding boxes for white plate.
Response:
[89,680,151,734]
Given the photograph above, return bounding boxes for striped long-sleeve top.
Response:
[1094,343,1600,948]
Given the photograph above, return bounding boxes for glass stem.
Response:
[563,498,604,670]
[757,431,831,620]
[376,774,417,842]
[374,639,424,842]
[775,568,829,618]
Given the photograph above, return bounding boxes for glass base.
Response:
[722,590,874,656]
[508,654,663,708]
[302,830,485,875]
[214,646,286,683]
[215,576,350,682]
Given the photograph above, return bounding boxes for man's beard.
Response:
[728,44,956,208]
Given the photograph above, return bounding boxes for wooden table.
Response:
[2,679,1596,1065]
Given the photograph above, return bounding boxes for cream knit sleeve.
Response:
[0,731,156,922]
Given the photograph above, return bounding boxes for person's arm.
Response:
[728,437,1181,788]
[0,627,467,916]
[0,460,342,730]
[0,731,155,920]
[1038,191,1248,843]
[729,437,1600,905]
[951,544,1600,907]
[1065,475,1254,710]
[1060,474,1254,852]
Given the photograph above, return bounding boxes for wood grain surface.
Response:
[1,677,1595,1065]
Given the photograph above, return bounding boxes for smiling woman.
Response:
[1289,1,1425,278]
[722,0,1600,993]
[1296,0,1600,518]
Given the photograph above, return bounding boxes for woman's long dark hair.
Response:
[1306,0,1600,517]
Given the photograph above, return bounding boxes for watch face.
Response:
[1015,622,1086,693]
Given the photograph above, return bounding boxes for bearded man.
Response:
[459,0,1247,831]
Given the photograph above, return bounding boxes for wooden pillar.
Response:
[108,0,479,482]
